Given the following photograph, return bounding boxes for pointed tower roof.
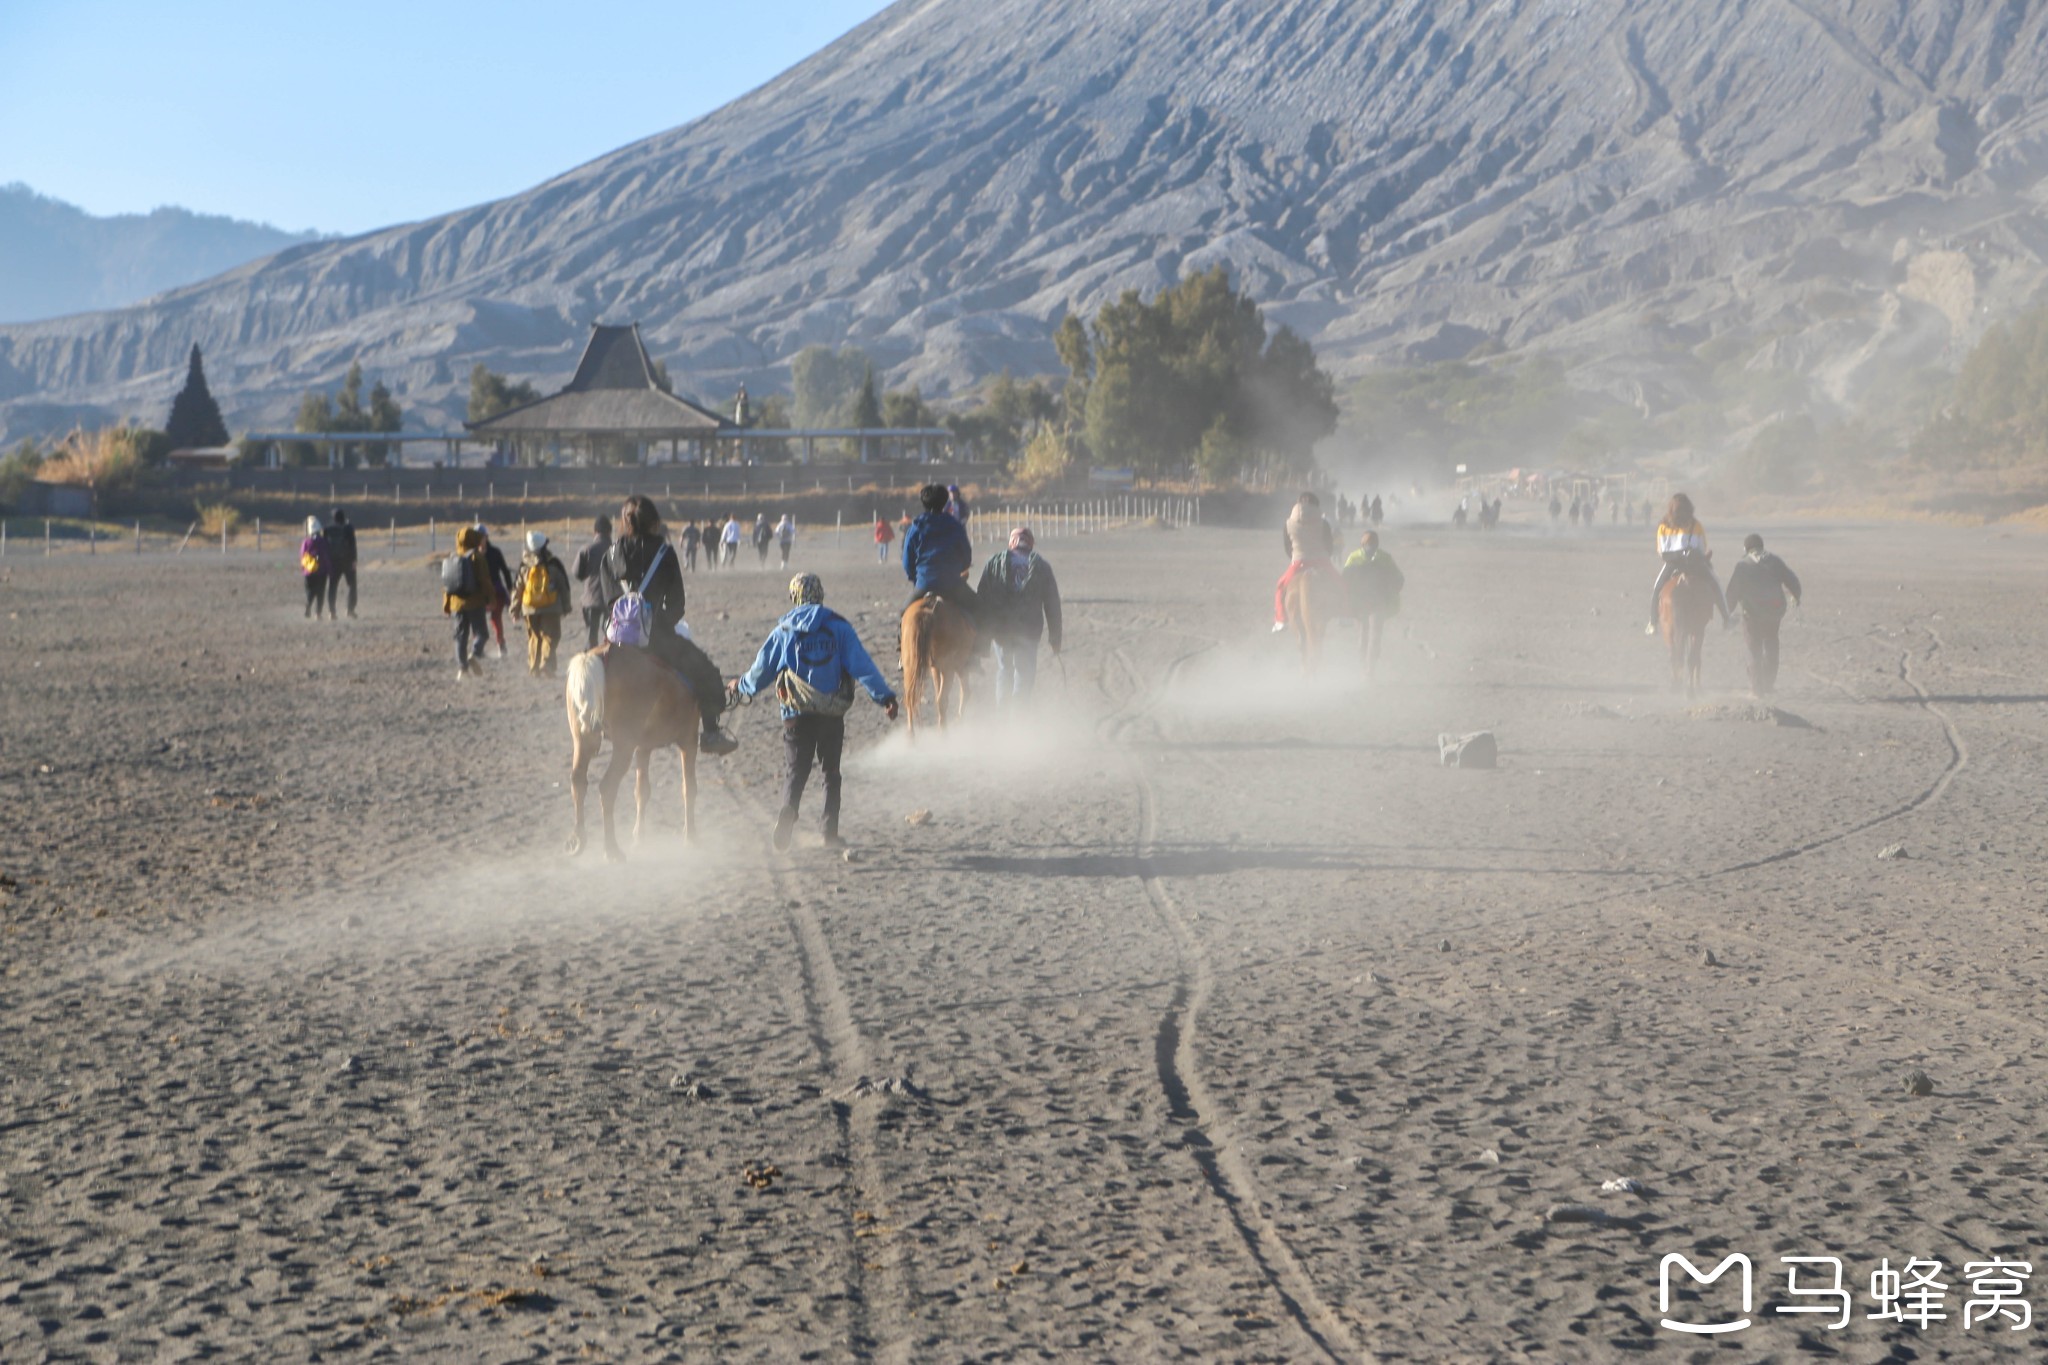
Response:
[466,323,728,436]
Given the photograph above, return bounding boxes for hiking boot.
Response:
[772,806,797,852]
[699,727,740,756]
[1271,622,1287,634]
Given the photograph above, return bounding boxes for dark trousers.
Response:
[303,573,327,617]
[906,576,980,627]
[1742,608,1784,694]
[454,608,487,666]
[582,606,606,651]
[653,633,728,730]
[325,565,357,617]
[782,714,844,827]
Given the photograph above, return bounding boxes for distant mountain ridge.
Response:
[0,184,320,326]
[4,0,2048,442]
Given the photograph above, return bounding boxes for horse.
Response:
[1282,567,1339,673]
[1658,564,1717,696]
[564,644,699,860]
[899,594,974,739]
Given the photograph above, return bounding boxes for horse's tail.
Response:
[566,650,605,737]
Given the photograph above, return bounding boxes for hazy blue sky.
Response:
[0,0,893,236]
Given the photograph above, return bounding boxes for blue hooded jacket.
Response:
[734,604,897,719]
[902,510,972,591]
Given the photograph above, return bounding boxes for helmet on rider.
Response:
[789,572,825,605]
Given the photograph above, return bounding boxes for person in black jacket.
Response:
[1724,533,1804,697]
[597,495,739,755]
[323,507,359,619]
[573,515,612,651]
[973,526,1062,704]
[476,525,514,659]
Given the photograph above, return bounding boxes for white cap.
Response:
[305,516,322,535]
[526,530,547,552]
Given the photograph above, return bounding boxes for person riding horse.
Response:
[903,483,981,631]
[598,494,740,754]
[1272,491,1337,632]
[1646,492,1729,635]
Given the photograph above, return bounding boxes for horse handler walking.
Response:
[729,573,898,852]
[1724,533,1802,696]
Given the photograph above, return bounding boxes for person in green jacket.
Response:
[1341,530,1404,679]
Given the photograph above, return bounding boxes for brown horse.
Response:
[565,644,699,860]
[899,594,974,739]
[1658,568,1716,696]
[1282,568,1338,672]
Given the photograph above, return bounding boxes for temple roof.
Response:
[466,324,728,436]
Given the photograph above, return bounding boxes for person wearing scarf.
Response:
[973,527,1063,705]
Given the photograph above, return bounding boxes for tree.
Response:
[1911,303,2048,470]
[467,364,540,423]
[750,394,794,460]
[882,386,934,430]
[0,437,43,511]
[367,380,402,466]
[852,365,884,429]
[164,343,229,452]
[1053,313,1091,427]
[1245,325,1336,471]
[1059,265,1333,481]
[651,358,674,395]
[285,391,333,466]
[792,345,870,429]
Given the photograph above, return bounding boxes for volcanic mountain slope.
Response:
[6,0,2048,438]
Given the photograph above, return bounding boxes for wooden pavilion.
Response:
[466,323,732,464]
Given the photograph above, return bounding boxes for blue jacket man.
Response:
[731,574,898,852]
[902,483,981,624]
[733,603,898,718]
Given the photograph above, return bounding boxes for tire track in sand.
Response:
[1102,645,1364,1363]
[1718,624,1966,876]
[714,770,911,1361]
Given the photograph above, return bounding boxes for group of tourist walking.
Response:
[418,483,1063,849]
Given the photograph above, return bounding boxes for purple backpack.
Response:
[605,544,668,648]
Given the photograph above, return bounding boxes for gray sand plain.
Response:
[3,518,2046,1361]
